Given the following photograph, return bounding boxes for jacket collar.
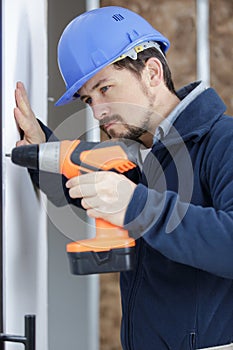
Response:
[153,82,226,150]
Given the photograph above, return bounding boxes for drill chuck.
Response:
[10,142,61,173]
[11,144,39,170]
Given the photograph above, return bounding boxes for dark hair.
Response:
[113,47,177,95]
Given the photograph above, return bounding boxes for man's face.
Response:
[78,65,158,142]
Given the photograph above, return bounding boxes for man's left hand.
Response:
[66,171,136,227]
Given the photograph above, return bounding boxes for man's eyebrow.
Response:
[92,78,108,91]
[79,78,108,101]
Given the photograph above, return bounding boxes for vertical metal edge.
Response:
[196,0,210,86]
[0,0,4,348]
[84,2,100,349]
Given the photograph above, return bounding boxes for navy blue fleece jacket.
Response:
[121,85,233,350]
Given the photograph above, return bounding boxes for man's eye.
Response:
[100,86,110,93]
[85,97,92,105]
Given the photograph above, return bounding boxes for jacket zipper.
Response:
[189,332,196,350]
[125,240,143,350]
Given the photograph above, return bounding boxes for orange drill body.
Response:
[60,140,136,256]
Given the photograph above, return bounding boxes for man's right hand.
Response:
[14,81,46,146]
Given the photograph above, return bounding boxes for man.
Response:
[14,6,233,350]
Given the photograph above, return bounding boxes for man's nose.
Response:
[91,102,110,121]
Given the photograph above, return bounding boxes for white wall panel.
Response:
[2,0,48,349]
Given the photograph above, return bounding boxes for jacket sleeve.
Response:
[124,118,233,279]
[29,121,141,208]
[28,120,82,208]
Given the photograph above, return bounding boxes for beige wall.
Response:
[100,0,233,115]
[99,1,233,349]
[210,0,233,114]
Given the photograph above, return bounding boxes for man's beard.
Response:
[100,114,150,140]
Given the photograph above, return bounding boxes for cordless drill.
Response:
[7,139,138,275]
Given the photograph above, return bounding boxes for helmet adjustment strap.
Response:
[111,40,166,64]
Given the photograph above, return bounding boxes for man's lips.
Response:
[104,121,118,130]
[100,115,124,131]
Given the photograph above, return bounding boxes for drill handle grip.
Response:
[95,218,135,249]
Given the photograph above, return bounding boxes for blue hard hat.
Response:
[55,6,170,106]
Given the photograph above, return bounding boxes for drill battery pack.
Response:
[66,218,136,275]
[67,246,135,275]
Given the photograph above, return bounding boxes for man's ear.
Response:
[145,57,163,87]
